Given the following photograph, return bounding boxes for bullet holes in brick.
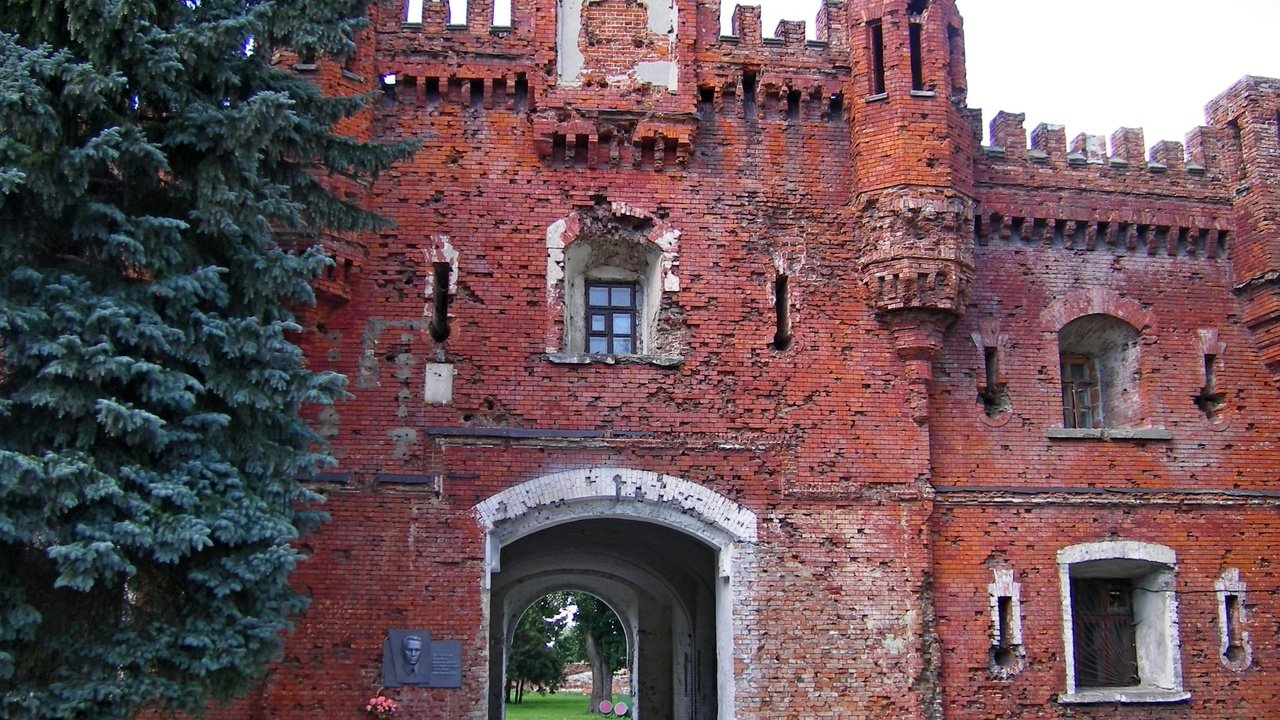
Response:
[771,274,793,352]
[429,262,452,344]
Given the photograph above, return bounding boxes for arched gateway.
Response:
[475,468,758,720]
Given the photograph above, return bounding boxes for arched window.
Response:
[1057,314,1142,429]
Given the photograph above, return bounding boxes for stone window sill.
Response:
[1044,427,1172,441]
[1058,688,1190,705]
[547,352,683,367]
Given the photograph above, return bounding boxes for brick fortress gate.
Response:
[208,1,1280,718]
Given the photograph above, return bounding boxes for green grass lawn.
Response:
[503,693,631,719]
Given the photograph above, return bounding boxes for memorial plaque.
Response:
[383,629,432,687]
[426,640,463,688]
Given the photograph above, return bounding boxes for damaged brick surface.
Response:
[208,2,1280,719]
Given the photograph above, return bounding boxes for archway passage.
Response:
[489,518,718,720]
[476,468,757,720]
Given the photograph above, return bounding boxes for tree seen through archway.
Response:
[506,592,627,714]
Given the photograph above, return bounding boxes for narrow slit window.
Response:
[469,78,484,108]
[429,262,452,343]
[994,596,1017,667]
[908,21,925,91]
[869,21,886,95]
[1224,594,1245,663]
[1196,353,1225,420]
[772,274,793,351]
[742,70,757,117]
[786,89,801,121]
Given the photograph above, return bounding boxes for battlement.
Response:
[981,110,1233,180]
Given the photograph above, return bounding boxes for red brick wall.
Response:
[206,2,1280,718]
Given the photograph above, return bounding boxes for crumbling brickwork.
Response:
[208,2,1280,718]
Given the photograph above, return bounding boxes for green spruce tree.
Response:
[0,2,411,718]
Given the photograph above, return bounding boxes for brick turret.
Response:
[849,0,976,420]
[1209,76,1280,379]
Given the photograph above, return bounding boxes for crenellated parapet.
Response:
[978,111,1235,197]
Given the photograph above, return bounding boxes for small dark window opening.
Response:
[1195,353,1225,421]
[429,262,452,343]
[827,92,844,120]
[947,24,965,97]
[698,86,715,119]
[786,89,801,121]
[513,73,528,112]
[469,78,485,108]
[1224,594,1246,663]
[1061,354,1100,429]
[551,134,567,166]
[907,0,930,13]
[742,70,757,117]
[772,274,793,351]
[994,596,1018,668]
[908,21,925,92]
[425,77,442,108]
[491,77,507,106]
[979,346,1010,418]
[869,21,886,95]
[1071,578,1140,688]
[586,282,638,355]
[574,134,589,168]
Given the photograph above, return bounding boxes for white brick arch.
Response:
[474,466,758,549]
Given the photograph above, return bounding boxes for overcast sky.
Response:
[722,0,1280,149]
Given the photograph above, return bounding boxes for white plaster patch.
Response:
[423,362,455,404]
[1215,568,1252,671]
